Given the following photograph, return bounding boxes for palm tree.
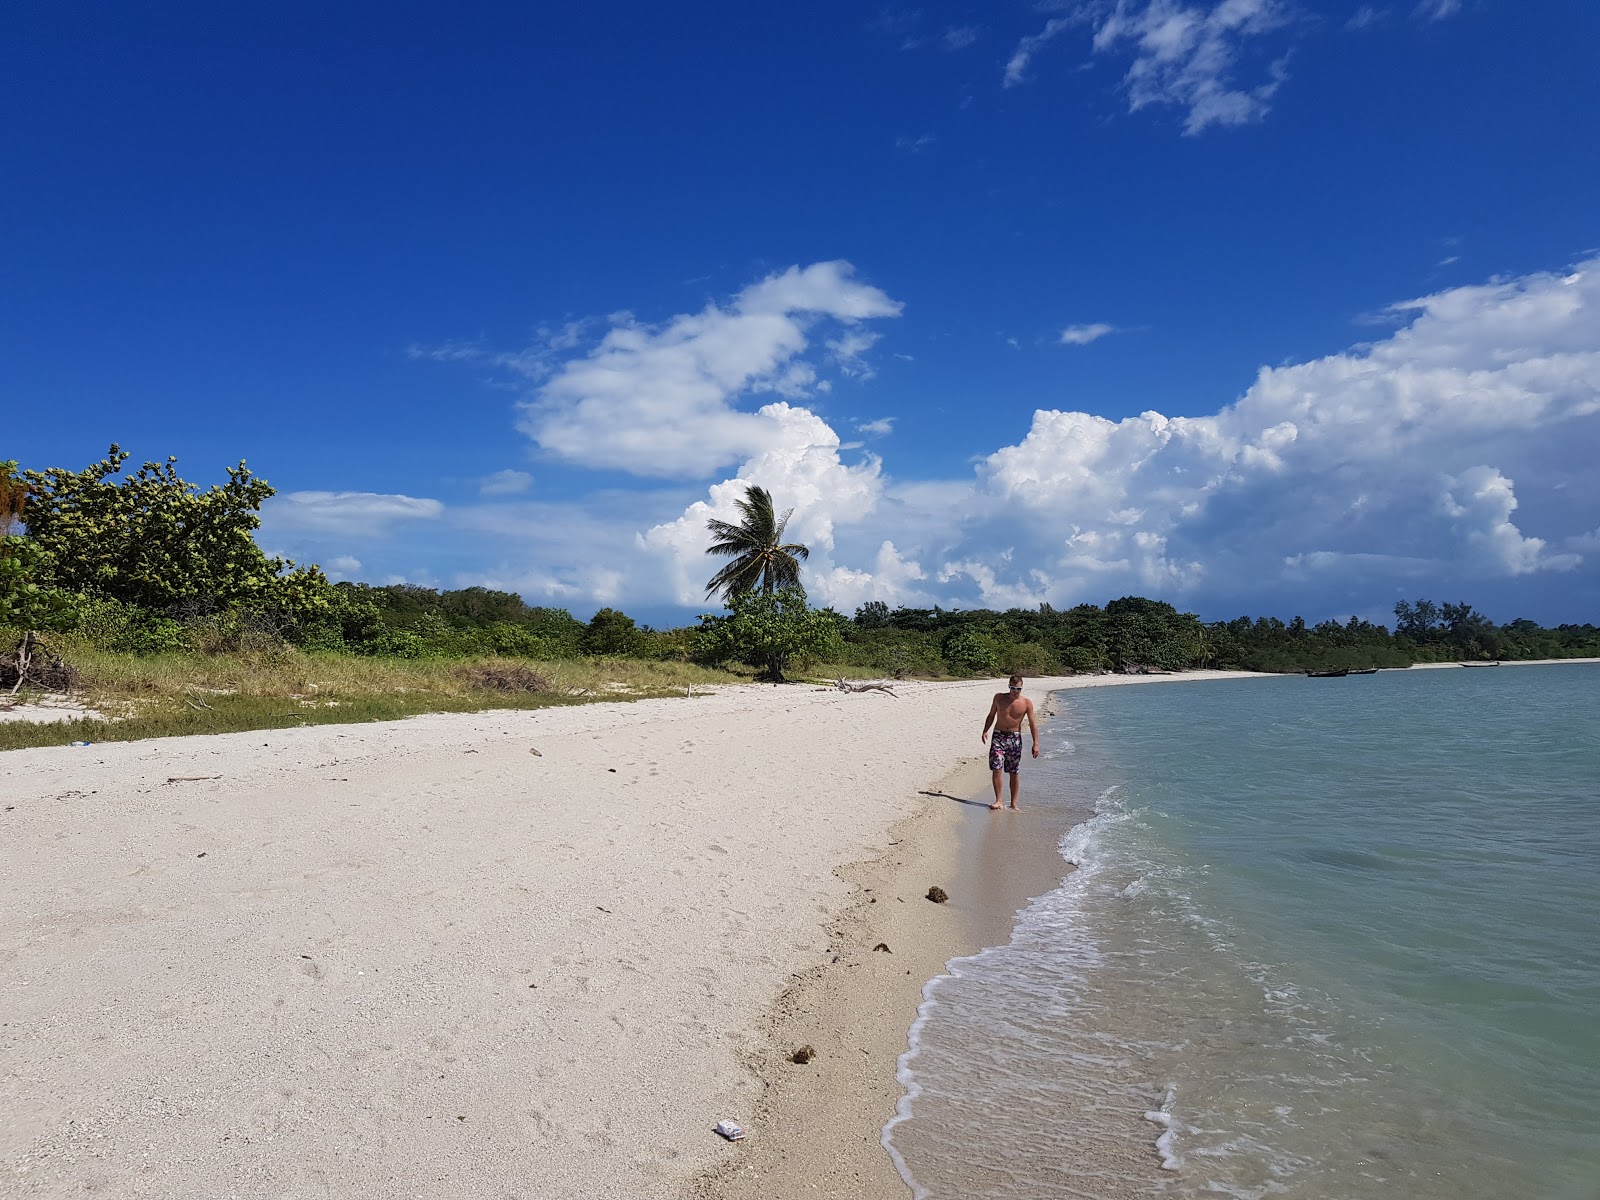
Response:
[704,484,809,602]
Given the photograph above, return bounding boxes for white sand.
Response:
[1,672,1255,1199]
[0,696,98,725]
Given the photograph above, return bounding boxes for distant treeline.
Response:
[323,585,1597,675]
[4,449,1594,677]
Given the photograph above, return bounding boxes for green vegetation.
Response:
[2,446,1594,749]
[692,586,841,681]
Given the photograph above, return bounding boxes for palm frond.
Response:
[702,483,811,602]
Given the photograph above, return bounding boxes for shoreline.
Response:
[683,669,1272,1200]
[1,669,1293,1198]
[2,675,1084,1198]
[4,657,1596,731]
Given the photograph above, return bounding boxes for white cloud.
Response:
[943,25,981,50]
[638,403,888,605]
[480,469,533,496]
[829,329,883,377]
[855,417,897,436]
[268,491,444,536]
[1440,467,1579,576]
[631,255,1600,618]
[895,133,937,153]
[1061,322,1119,345]
[1414,0,1460,20]
[1009,1,1294,134]
[395,256,1599,623]
[1345,6,1387,31]
[517,261,902,478]
[323,555,363,580]
[1004,16,1075,87]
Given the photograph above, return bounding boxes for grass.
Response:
[0,644,757,752]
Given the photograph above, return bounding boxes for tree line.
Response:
[3,450,1594,683]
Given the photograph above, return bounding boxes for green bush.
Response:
[66,596,188,654]
[1059,645,1103,673]
[581,608,643,657]
[694,588,841,681]
[1003,641,1059,676]
[942,630,1003,675]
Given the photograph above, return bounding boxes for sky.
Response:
[6,0,1599,628]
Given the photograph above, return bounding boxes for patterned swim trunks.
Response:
[989,730,1023,774]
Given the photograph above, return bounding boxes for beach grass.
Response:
[0,645,904,751]
[0,646,747,751]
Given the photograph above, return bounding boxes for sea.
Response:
[885,664,1600,1200]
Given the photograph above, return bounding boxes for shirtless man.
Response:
[981,675,1039,810]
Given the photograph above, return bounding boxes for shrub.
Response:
[694,588,841,681]
[1059,645,1103,674]
[942,630,1002,676]
[580,608,643,657]
[1003,641,1059,677]
[66,596,188,654]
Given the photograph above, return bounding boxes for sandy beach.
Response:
[4,670,1260,1198]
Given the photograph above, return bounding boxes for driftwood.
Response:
[2,632,79,696]
[833,678,898,698]
[6,632,30,696]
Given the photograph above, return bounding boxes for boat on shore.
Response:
[1460,661,1502,667]
[1306,668,1350,678]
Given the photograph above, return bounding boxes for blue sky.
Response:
[7,1,1599,626]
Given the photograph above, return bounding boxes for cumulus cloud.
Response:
[480,469,533,496]
[516,262,902,478]
[631,256,1600,618]
[323,555,363,580]
[637,404,888,604]
[399,255,1598,622]
[1061,322,1119,345]
[1008,1,1295,134]
[855,417,897,436]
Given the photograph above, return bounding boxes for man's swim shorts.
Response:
[989,730,1023,774]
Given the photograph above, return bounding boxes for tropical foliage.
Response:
[0,460,72,630]
[693,587,841,681]
[703,484,810,601]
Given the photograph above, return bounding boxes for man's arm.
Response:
[981,696,997,743]
[1027,701,1040,757]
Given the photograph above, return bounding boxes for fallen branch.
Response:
[833,678,898,698]
[7,631,31,697]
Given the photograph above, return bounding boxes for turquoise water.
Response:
[887,665,1600,1199]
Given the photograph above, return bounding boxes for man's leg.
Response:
[1009,769,1021,809]
[989,768,1004,810]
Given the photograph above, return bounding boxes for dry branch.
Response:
[832,678,898,698]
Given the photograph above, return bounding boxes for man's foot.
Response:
[988,800,1002,810]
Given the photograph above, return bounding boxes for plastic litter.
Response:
[713,1120,747,1142]
[69,741,93,747]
